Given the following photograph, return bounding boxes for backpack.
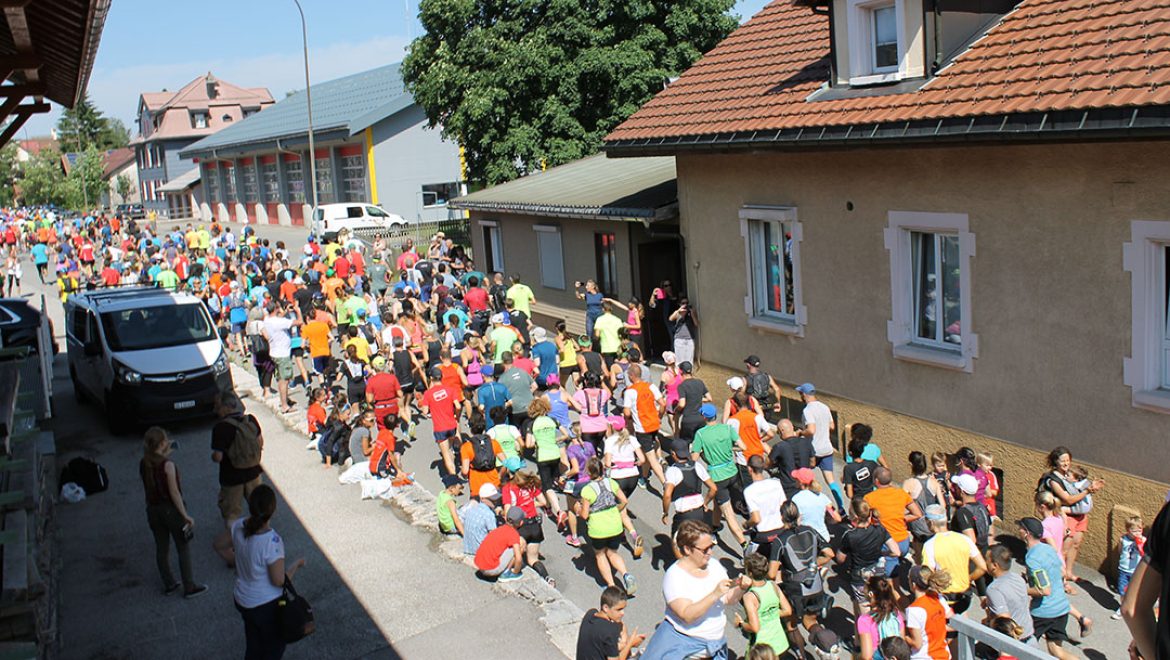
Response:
[960,501,992,550]
[445,326,466,350]
[224,415,263,469]
[780,526,824,597]
[588,478,618,513]
[469,434,495,471]
[60,457,109,495]
[872,613,903,660]
[748,372,773,403]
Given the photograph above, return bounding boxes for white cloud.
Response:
[23,34,410,139]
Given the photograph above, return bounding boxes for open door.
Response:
[637,238,683,360]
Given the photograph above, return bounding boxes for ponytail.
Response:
[244,484,277,537]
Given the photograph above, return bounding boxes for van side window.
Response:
[86,313,99,346]
[70,309,87,341]
[346,206,363,218]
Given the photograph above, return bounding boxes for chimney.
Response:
[206,72,218,99]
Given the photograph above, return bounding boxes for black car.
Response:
[116,203,145,220]
[0,298,56,356]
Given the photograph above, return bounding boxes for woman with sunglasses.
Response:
[641,519,750,660]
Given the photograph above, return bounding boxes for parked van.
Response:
[65,287,232,433]
[310,203,406,240]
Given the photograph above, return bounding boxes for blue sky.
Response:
[24,0,773,138]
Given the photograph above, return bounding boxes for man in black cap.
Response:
[744,355,784,425]
[675,362,710,442]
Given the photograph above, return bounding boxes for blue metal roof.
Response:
[180,62,412,157]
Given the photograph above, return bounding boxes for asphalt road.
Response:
[42,218,1133,659]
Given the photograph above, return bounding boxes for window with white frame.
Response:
[848,0,906,85]
[1123,222,1170,412]
[534,225,565,289]
[885,211,978,371]
[739,206,806,336]
[480,220,503,273]
[191,112,208,129]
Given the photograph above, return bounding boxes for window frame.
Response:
[909,230,962,349]
[739,205,807,337]
[847,0,907,86]
[534,224,566,290]
[594,232,618,297]
[884,211,978,372]
[1123,221,1170,413]
[479,220,504,273]
[190,111,208,129]
[421,182,460,208]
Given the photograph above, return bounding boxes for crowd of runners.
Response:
[3,206,1159,660]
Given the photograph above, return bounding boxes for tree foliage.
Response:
[116,174,134,203]
[19,150,67,206]
[0,143,19,206]
[56,92,129,151]
[402,0,737,185]
[63,146,107,211]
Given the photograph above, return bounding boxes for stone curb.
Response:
[227,361,583,658]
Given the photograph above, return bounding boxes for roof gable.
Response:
[605,0,1170,146]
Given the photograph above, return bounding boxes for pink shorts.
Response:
[1066,513,1089,535]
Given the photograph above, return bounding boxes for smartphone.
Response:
[182,523,194,542]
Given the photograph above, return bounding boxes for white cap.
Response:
[951,473,980,496]
[662,351,676,364]
[491,313,505,324]
[727,376,745,391]
[478,483,499,499]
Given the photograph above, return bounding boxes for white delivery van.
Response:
[65,287,233,434]
[310,203,406,241]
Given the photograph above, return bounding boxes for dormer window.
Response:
[191,111,208,129]
[847,0,907,86]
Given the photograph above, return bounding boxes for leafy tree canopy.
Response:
[56,92,129,151]
[403,0,737,185]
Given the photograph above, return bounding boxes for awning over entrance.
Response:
[0,0,111,147]
[157,167,201,193]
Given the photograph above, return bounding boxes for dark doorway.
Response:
[637,238,683,360]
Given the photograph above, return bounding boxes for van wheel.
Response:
[70,367,86,404]
[105,393,130,435]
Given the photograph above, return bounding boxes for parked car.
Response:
[0,298,56,356]
[65,287,232,434]
[311,203,406,241]
[116,203,145,220]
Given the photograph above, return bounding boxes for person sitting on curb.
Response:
[461,484,499,556]
[436,474,465,538]
[474,506,526,582]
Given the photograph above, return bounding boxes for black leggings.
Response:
[235,597,286,660]
[614,475,639,498]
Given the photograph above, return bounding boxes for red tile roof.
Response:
[606,0,1170,143]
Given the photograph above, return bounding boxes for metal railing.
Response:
[347,217,472,254]
[951,614,1052,660]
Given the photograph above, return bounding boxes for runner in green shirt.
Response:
[505,275,535,317]
[690,403,748,548]
[736,552,792,655]
[577,457,637,596]
[593,305,624,357]
[154,263,179,289]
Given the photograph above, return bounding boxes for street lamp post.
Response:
[293,0,319,219]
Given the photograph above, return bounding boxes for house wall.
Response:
[370,104,463,224]
[467,211,637,333]
[674,141,1170,570]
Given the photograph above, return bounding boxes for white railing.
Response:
[951,614,1052,660]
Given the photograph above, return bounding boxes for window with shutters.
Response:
[534,225,565,290]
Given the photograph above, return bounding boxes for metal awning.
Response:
[157,168,201,193]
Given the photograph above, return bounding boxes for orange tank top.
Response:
[629,382,660,434]
[911,593,950,660]
[439,363,463,401]
[732,409,764,459]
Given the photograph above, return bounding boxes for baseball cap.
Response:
[490,312,505,324]
[503,456,526,473]
[744,355,762,367]
[478,483,500,500]
[441,474,462,488]
[531,326,548,343]
[679,361,693,374]
[371,355,387,370]
[795,383,816,395]
[791,468,816,485]
[951,473,980,496]
[661,351,676,365]
[699,403,718,420]
[506,506,526,525]
[606,415,625,431]
[1017,516,1045,539]
[726,376,745,391]
[429,366,443,380]
[670,439,692,459]
[545,373,560,386]
[924,504,947,521]
[480,364,494,378]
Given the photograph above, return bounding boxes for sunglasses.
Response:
[691,543,715,555]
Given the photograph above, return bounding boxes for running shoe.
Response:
[183,584,209,599]
[637,477,648,490]
[565,534,583,548]
[498,570,523,583]
[545,576,557,589]
[1111,609,1123,620]
[622,572,638,596]
[631,533,644,559]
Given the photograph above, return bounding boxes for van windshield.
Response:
[100,303,216,351]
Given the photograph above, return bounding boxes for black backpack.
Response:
[748,372,773,403]
[61,457,109,495]
[469,434,495,471]
[960,501,992,550]
[780,526,824,597]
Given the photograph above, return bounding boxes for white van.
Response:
[65,287,232,433]
[310,203,406,240]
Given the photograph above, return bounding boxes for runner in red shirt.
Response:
[473,510,525,579]
[365,360,404,432]
[420,367,461,477]
[464,279,489,312]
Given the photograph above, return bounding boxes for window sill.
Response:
[848,71,903,87]
[748,315,804,338]
[1132,389,1170,414]
[892,342,969,372]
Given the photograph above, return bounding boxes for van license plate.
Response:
[174,400,195,410]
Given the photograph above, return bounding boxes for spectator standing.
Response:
[140,427,207,598]
[262,301,303,413]
[210,392,264,566]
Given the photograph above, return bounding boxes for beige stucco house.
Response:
[604,0,1170,570]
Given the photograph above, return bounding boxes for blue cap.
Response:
[480,364,494,378]
[699,403,718,420]
[795,383,816,395]
[503,456,526,473]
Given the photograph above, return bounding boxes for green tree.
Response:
[402,0,737,185]
[56,92,128,151]
[116,174,134,203]
[19,150,67,206]
[63,146,106,210]
[0,142,20,206]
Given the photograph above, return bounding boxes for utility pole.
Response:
[293,0,319,216]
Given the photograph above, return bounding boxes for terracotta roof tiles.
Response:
[607,0,1170,143]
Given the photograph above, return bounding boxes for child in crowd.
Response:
[977,451,999,519]
[305,387,328,451]
[435,474,465,537]
[1112,514,1146,619]
[850,423,889,469]
[1069,465,1094,514]
[487,407,522,462]
[930,451,954,517]
[988,616,1025,660]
